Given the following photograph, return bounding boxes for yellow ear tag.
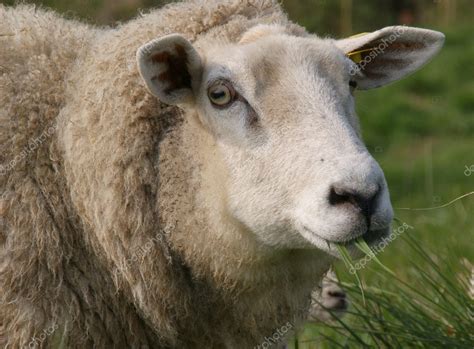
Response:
[347,32,370,38]
[345,32,373,64]
[346,47,377,64]
[347,51,363,63]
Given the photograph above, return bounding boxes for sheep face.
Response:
[137,25,444,257]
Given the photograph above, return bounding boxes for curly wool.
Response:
[0,1,327,347]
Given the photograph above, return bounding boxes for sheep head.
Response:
[136,25,444,257]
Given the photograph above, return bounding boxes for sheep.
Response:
[308,270,348,323]
[0,0,445,347]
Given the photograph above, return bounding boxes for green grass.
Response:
[289,24,474,348]
[290,233,474,349]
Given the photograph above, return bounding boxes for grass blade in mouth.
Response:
[354,238,396,276]
[335,244,366,306]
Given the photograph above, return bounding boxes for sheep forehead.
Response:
[206,35,349,99]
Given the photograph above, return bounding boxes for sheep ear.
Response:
[335,26,445,89]
[137,34,202,105]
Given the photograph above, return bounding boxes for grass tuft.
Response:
[290,234,474,348]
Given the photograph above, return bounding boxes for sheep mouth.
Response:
[338,227,389,246]
[303,226,389,245]
[301,226,390,256]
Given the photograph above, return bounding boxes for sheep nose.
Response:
[328,184,380,222]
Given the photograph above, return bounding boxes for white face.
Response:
[193,37,393,255]
[137,25,444,256]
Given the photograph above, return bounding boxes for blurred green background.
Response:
[2,0,472,347]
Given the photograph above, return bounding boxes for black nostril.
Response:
[328,185,380,222]
[328,186,351,206]
[327,290,345,299]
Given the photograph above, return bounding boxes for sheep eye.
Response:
[208,82,235,107]
[349,80,358,89]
